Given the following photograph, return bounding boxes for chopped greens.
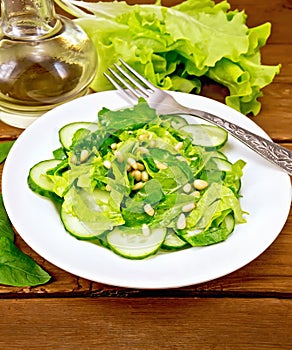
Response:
[28,99,247,259]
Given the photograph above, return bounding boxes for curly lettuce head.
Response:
[59,0,280,116]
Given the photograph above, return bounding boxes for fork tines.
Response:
[104,59,154,101]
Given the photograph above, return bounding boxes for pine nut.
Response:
[193,179,208,190]
[138,134,149,141]
[103,160,112,169]
[105,184,111,191]
[190,190,201,198]
[127,157,138,169]
[177,213,186,230]
[132,182,145,191]
[138,147,150,155]
[182,203,196,213]
[141,171,149,182]
[136,162,145,171]
[142,223,151,236]
[149,140,156,148]
[132,170,142,182]
[115,150,124,163]
[176,156,186,162]
[144,203,155,216]
[111,143,118,150]
[71,154,77,165]
[155,160,168,170]
[183,183,192,193]
[80,149,89,163]
[174,142,184,152]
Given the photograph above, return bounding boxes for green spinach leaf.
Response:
[0,237,51,287]
[0,141,14,163]
[0,145,52,286]
[0,194,14,241]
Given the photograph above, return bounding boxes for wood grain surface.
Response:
[0,0,291,349]
[0,298,291,350]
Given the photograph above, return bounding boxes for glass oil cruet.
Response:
[0,0,97,128]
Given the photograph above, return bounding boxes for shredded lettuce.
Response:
[55,0,280,115]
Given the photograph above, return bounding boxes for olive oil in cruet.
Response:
[0,0,97,128]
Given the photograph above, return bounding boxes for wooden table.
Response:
[0,1,291,349]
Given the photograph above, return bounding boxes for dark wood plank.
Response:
[0,298,291,349]
[252,83,292,141]
[226,0,292,44]
[261,44,292,83]
[0,122,22,140]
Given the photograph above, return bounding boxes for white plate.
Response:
[2,91,291,289]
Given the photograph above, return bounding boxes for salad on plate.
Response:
[28,99,247,259]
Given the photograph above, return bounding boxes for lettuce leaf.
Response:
[98,98,159,131]
[180,182,247,246]
[56,0,280,116]
[186,182,246,230]
[62,187,124,234]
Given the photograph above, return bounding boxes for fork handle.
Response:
[184,108,292,175]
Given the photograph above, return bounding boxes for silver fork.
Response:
[105,59,292,175]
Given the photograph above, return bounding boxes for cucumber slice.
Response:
[208,150,228,160]
[182,214,235,245]
[180,124,228,149]
[207,158,242,193]
[28,159,62,201]
[161,229,189,250]
[107,226,166,259]
[209,157,233,172]
[61,207,103,238]
[61,187,121,238]
[162,115,188,129]
[232,179,242,194]
[59,122,98,150]
[222,213,235,235]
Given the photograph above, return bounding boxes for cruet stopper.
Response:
[0,0,97,128]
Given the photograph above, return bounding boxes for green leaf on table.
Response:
[0,141,15,164]
[0,237,51,287]
[0,194,14,241]
[0,194,51,287]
